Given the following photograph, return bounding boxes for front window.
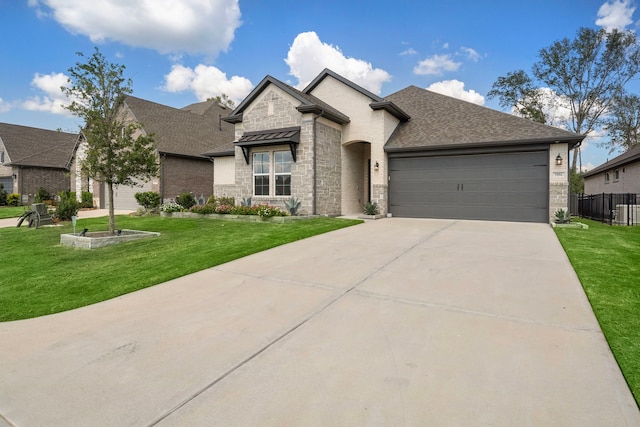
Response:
[605,172,610,183]
[253,152,269,196]
[614,169,620,181]
[274,151,292,196]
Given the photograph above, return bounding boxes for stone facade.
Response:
[548,143,569,221]
[315,122,342,215]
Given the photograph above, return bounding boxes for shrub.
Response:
[80,191,94,208]
[240,197,252,207]
[7,193,21,206]
[555,208,571,224]
[284,197,301,215]
[135,191,161,210]
[190,204,216,214]
[0,184,7,206]
[255,204,287,217]
[55,191,79,221]
[176,192,196,209]
[34,187,51,203]
[160,202,183,213]
[230,205,255,215]
[364,201,379,215]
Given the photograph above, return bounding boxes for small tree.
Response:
[602,93,640,153]
[62,48,158,234]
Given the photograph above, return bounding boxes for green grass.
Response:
[0,215,362,321]
[0,206,28,219]
[555,219,640,406]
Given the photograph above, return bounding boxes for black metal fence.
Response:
[574,193,639,225]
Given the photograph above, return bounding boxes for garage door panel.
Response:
[389,152,549,223]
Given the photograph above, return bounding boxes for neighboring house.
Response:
[73,96,235,210]
[207,69,584,223]
[583,144,640,195]
[0,122,78,203]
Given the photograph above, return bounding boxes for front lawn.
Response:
[555,219,640,406]
[0,206,27,219]
[0,215,362,321]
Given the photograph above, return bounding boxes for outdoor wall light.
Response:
[555,154,563,166]
[374,161,379,170]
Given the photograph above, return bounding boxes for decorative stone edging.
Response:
[358,214,385,220]
[60,229,161,249]
[550,222,589,229]
[160,211,317,223]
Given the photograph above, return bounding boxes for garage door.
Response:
[106,181,152,211]
[389,151,549,222]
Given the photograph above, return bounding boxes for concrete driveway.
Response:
[0,218,638,426]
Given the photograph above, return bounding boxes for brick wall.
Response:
[19,167,70,202]
[162,156,213,200]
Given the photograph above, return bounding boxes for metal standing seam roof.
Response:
[237,127,300,145]
[0,122,79,169]
[583,144,640,177]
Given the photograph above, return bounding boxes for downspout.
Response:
[160,153,166,203]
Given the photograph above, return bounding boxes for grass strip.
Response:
[555,219,640,406]
[0,215,361,321]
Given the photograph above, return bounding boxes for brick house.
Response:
[0,122,79,203]
[73,96,235,210]
[583,144,640,195]
[207,69,584,223]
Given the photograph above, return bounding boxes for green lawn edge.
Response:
[0,215,362,322]
[554,219,640,407]
[0,206,28,219]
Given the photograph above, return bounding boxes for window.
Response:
[614,169,620,181]
[274,151,292,196]
[605,172,610,183]
[253,152,269,196]
[0,151,4,164]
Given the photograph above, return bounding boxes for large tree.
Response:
[488,27,640,173]
[602,93,640,152]
[63,48,158,234]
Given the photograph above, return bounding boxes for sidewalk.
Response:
[0,209,133,229]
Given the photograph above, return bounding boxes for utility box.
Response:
[615,204,639,225]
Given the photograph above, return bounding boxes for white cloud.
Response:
[30,0,242,56]
[460,46,481,62]
[427,80,485,105]
[413,54,461,76]
[399,48,418,56]
[22,72,73,115]
[596,0,635,31]
[163,64,253,103]
[285,31,391,94]
[0,98,11,113]
[581,162,596,172]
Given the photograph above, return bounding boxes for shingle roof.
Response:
[0,122,78,169]
[384,86,584,152]
[583,144,640,177]
[124,96,234,158]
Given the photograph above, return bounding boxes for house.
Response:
[206,69,584,223]
[0,122,79,203]
[73,96,235,210]
[583,144,640,195]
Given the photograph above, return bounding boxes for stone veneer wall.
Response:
[315,122,342,215]
[549,143,569,222]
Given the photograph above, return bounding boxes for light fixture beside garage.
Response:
[374,161,379,170]
[555,154,563,166]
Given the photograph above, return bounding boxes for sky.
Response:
[1,0,639,172]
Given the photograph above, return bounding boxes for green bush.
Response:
[284,197,301,215]
[363,201,379,215]
[80,191,94,208]
[176,192,196,209]
[34,187,51,203]
[55,191,79,221]
[190,204,216,214]
[0,184,7,206]
[7,193,21,206]
[135,191,160,210]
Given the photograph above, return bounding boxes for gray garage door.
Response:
[389,151,549,223]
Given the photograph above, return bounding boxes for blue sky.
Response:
[1,0,638,171]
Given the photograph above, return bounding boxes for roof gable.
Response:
[0,122,79,169]
[304,69,410,122]
[583,144,640,177]
[124,96,234,158]
[223,75,350,125]
[385,86,583,151]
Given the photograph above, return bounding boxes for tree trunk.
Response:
[107,181,116,235]
[571,146,579,174]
